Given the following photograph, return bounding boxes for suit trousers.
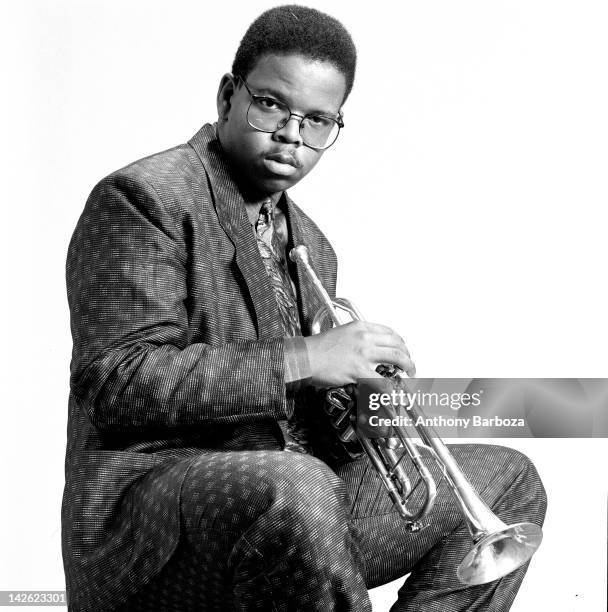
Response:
[113,443,547,612]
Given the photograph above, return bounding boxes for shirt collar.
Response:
[245,192,284,227]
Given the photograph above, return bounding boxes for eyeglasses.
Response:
[236,76,344,150]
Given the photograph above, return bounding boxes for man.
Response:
[63,5,546,611]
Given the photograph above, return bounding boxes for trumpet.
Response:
[289,245,543,586]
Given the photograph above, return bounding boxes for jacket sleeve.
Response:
[67,173,288,433]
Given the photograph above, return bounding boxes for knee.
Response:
[180,452,344,533]
[493,446,548,525]
[262,453,348,525]
[198,452,347,533]
[247,454,360,566]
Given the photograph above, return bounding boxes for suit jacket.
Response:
[62,124,339,611]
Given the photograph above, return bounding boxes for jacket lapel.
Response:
[188,124,284,340]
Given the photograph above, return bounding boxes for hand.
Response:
[303,320,416,388]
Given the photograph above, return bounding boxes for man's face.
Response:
[217,53,347,195]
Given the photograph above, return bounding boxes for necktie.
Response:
[254,199,308,452]
[255,199,301,336]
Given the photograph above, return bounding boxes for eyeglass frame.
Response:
[235,75,344,150]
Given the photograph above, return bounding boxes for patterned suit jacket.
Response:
[62,124,339,611]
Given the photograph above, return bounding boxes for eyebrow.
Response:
[248,83,339,119]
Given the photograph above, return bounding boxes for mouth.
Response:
[265,151,302,169]
[262,151,302,178]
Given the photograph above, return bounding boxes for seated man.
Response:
[62,5,547,611]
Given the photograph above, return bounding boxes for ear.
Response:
[216,73,239,122]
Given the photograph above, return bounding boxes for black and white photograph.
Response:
[1,1,607,611]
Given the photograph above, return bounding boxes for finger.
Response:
[350,322,409,355]
[370,332,411,356]
[366,347,415,376]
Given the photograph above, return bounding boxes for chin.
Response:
[256,175,300,194]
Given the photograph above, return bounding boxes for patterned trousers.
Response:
[114,444,547,611]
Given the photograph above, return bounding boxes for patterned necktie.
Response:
[255,199,301,336]
[254,199,308,453]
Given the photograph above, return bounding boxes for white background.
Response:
[1,1,607,610]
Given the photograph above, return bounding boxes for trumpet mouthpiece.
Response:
[289,245,310,265]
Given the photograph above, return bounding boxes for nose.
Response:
[273,115,303,146]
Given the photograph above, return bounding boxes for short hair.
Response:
[232,5,357,100]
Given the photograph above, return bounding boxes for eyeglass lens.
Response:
[247,98,340,149]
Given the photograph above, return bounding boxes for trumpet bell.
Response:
[457,522,543,585]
